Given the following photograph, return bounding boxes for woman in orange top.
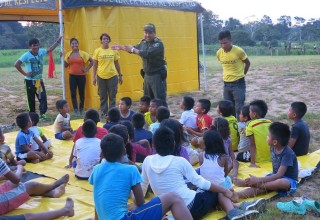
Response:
[64,38,94,114]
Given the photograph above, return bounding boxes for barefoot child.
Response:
[53,99,74,140]
[29,112,51,150]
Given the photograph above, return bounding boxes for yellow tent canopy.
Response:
[0,0,205,109]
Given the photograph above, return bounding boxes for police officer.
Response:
[112,23,168,107]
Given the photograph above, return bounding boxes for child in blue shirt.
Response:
[119,97,136,121]
[89,133,192,220]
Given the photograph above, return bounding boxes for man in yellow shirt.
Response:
[217,30,250,118]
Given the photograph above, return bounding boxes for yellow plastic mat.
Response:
[2,120,320,219]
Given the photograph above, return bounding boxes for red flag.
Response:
[48,52,55,78]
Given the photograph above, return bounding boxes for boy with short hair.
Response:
[139,95,151,114]
[287,102,310,156]
[132,112,153,144]
[217,100,239,151]
[234,122,298,200]
[246,100,271,167]
[15,113,53,163]
[149,106,170,134]
[179,96,197,129]
[141,126,262,220]
[29,112,51,150]
[236,105,251,162]
[89,133,193,220]
[144,98,163,128]
[53,100,74,140]
[73,119,101,180]
[103,107,121,130]
[185,99,213,148]
[119,97,136,121]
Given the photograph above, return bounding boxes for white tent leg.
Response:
[200,13,208,91]
[59,0,65,99]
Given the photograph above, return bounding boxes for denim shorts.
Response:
[55,132,64,140]
[266,173,298,196]
[121,197,162,220]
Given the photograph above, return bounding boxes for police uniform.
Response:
[134,37,167,107]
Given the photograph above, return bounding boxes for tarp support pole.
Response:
[59,0,65,99]
[200,13,208,91]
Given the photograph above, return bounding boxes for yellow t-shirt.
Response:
[217,45,248,82]
[225,115,239,151]
[93,47,120,79]
[246,118,272,163]
[144,112,157,128]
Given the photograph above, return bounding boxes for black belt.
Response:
[224,77,245,84]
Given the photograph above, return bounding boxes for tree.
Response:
[231,30,255,46]
[198,10,223,45]
[224,17,243,31]
[25,22,59,47]
[0,22,25,49]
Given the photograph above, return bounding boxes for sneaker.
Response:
[227,208,259,220]
[239,198,266,213]
[276,200,306,214]
[40,114,47,120]
[303,198,320,213]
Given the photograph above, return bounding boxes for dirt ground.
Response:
[0,56,319,219]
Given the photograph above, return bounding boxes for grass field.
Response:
[0,54,319,219]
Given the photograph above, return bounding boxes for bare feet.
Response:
[31,159,40,164]
[53,174,70,188]
[231,191,240,203]
[48,183,66,198]
[63,197,75,217]
[233,177,248,187]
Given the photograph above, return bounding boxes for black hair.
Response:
[218,30,231,41]
[100,33,111,42]
[156,106,170,122]
[29,112,39,126]
[203,130,226,159]
[153,126,175,156]
[16,112,30,129]
[29,38,39,46]
[140,96,151,105]
[160,119,185,156]
[183,96,195,110]
[198,99,211,114]
[85,109,100,124]
[218,100,234,117]
[150,98,163,108]
[120,97,132,107]
[211,117,230,140]
[119,121,135,140]
[107,107,121,123]
[100,133,124,162]
[132,113,145,129]
[249,100,268,118]
[291,102,307,119]
[269,122,291,146]
[240,105,251,120]
[82,119,97,138]
[56,99,68,110]
[108,124,132,160]
[70,38,78,44]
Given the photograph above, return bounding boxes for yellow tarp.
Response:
[63,6,199,110]
[2,120,320,219]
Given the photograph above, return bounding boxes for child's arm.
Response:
[21,144,32,152]
[131,183,145,207]
[288,137,297,148]
[218,155,229,177]
[4,164,24,184]
[198,152,204,165]
[33,136,49,154]
[38,127,48,142]
[248,135,260,168]
[228,141,235,161]
[65,144,76,168]
[94,209,98,220]
[245,166,288,185]
[185,126,202,137]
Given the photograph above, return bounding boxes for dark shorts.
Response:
[121,197,162,220]
[189,191,219,220]
[0,215,25,220]
[266,173,298,196]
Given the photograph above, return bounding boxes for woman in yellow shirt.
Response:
[64,38,93,114]
[93,33,123,118]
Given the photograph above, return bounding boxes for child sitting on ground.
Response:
[236,105,251,162]
[15,113,53,163]
[233,122,298,200]
[144,98,163,129]
[0,128,24,169]
[119,97,135,121]
[139,95,151,114]
[149,106,170,134]
[53,100,74,140]
[211,117,238,178]
[179,96,197,129]
[246,100,272,167]
[287,102,310,156]
[29,112,51,150]
[199,130,232,189]
[89,133,192,220]
[132,112,153,145]
[103,107,121,130]
[73,119,101,180]
[185,99,213,148]
[216,100,239,152]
